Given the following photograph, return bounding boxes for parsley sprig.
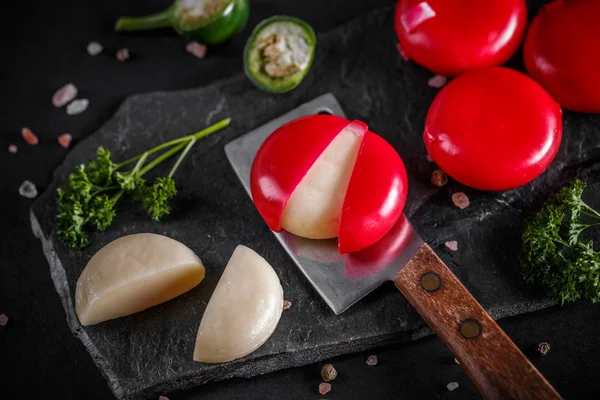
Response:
[520,180,600,304]
[56,118,231,249]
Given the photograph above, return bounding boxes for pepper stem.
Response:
[115,7,174,32]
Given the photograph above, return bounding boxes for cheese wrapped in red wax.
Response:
[250,115,408,254]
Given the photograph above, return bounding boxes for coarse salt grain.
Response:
[401,1,436,33]
[22,127,39,145]
[67,99,89,115]
[52,83,78,107]
[186,41,207,59]
[58,133,72,148]
[396,42,409,61]
[0,314,8,326]
[426,154,433,162]
[116,48,130,62]
[366,355,378,366]
[431,169,448,187]
[8,145,17,153]
[158,396,169,400]
[283,300,292,310]
[428,74,447,88]
[19,180,38,199]
[445,241,458,251]
[452,192,470,209]
[87,41,103,56]
[454,358,460,364]
[537,342,550,355]
[318,382,331,395]
[447,382,459,391]
[321,364,337,382]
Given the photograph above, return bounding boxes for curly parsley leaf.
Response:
[520,180,600,305]
[138,177,177,221]
[87,147,116,186]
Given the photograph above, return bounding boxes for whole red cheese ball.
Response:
[524,0,600,113]
[394,0,527,77]
[423,67,562,191]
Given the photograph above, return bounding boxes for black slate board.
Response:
[30,5,600,400]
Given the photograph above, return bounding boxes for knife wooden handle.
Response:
[394,244,562,400]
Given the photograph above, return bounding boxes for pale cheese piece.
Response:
[280,124,363,239]
[193,245,283,363]
[75,233,205,326]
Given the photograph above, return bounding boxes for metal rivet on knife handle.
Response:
[459,319,482,339]
[420,272,442,292]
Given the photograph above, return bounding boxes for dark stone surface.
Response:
[25,3,600,400]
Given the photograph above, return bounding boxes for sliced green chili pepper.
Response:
[115,0,249,46]
[244,16,317,93]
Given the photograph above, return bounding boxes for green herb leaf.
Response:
[139,177,177,221]
[87,147,117,186]
[520,179,600,304]
[88,195,117,231]
[115,171,145,192]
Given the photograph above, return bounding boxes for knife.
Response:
[224,93,562,400]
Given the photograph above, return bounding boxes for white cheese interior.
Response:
[280,125,364,239]
[75,233,205,326]
[193,245,283,363]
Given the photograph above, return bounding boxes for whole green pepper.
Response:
[115,0,249,46]
[244,16,316,93]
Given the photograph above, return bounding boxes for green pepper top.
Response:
[244,16,317,93]
[115,0,249,46]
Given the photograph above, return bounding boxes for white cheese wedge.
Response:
[75,233,205,326]
[280,124,363,239]
[193,245,283,363]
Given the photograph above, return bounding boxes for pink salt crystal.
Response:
[452,192,470,209]
[0,314,8,326]
[58,133,72,148]
[366,355,378,366]
[428,74,447,89]
[52,83,78,107]
[401,1,436,33]
[116,48,130,62]
[318,382,331,395]
[158,396,169,400]
[22,127,39,145]
[445,241,458,251]
[283,300,292,310]
[396,42,409,61]
[186,41,207,59]
[431,169,448,187]
[8,145,17,153]
[87,41,103,56]
[66,99,89,115]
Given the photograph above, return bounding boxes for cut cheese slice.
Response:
[193,245,283,363]
[75,233,205,326]
[280,122,365,239]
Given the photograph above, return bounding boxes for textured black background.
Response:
[1,0,599,399]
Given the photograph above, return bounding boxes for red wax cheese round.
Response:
[250,114,408,254]
[424,67,562,191]
[394,0,527,77]
[524,0,600,113]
